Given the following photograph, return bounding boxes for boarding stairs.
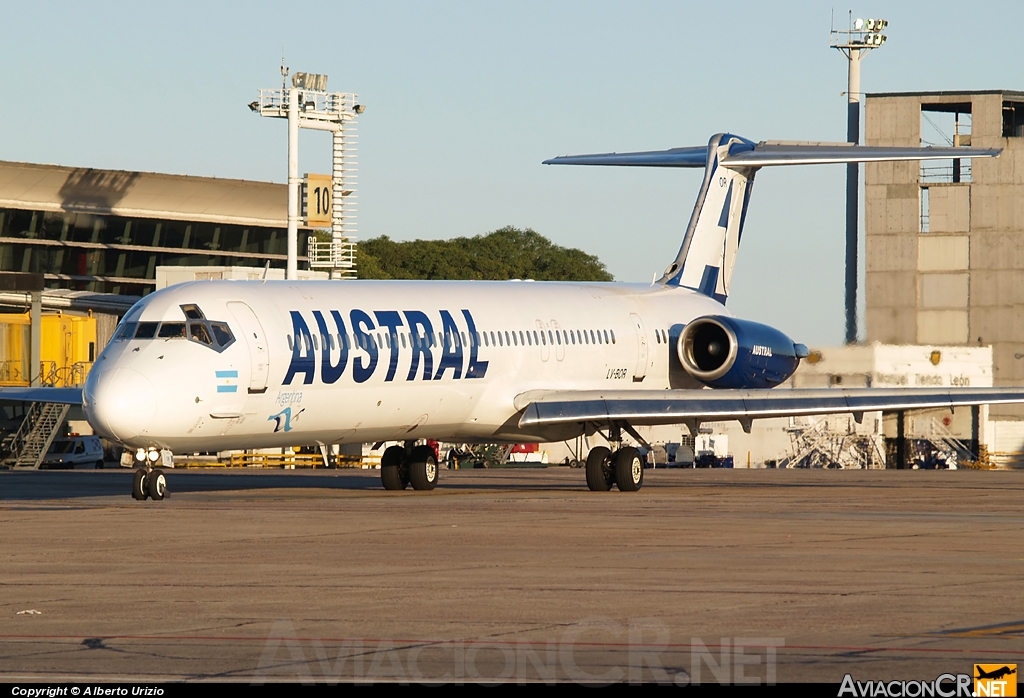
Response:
[779,416,885,469]
[6,402,70,470]
[922,418,976,468]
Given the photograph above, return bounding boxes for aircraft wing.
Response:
[0,387,84,405]
[517,387,1024,428]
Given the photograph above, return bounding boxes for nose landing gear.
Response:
[131,467,168,501]
[128,448,171,501]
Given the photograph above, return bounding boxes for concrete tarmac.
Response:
[0,467,1021,684]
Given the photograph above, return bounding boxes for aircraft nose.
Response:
[84,367,156,442]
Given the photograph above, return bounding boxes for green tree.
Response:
[357,227,613,282]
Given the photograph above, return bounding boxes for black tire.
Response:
[408,445,439,491]
[95,460,104,470]
[147,469,167,500]
[381,445,409,490]
[585,447,613,491]
[132,469,148,501]
[615,447,644,492]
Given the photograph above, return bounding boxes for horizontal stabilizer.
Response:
[721,143,1001,167]
[518,387,1024,428]
[544,142,1001,169]
[0,387,84,405]
[542,146,708,168]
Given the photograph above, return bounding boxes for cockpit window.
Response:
[181,304,205,320]
[190,323,213,346]
[116,304,235,353]
[158,322,187,339]
[114,322,137,341]
[211,323,234,347]
[135,322,159,339]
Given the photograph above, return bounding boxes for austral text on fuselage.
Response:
[284,308,490,385]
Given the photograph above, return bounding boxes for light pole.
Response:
[831,16,887,345]
[250,67,363,280]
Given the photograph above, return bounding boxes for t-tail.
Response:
[544,134,1002,303]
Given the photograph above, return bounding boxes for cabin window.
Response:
[603,330,610,344]
[287,334,293,351]
[570,331,576,345]
[498,332,503,347]
[611,329,616,344]
[504,331,510,346]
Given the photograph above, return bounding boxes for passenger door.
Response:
[227,301,270,393]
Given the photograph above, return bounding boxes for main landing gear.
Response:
[585,446,644,492]
[381,442,438,491]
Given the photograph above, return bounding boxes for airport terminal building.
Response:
[0,161,308,297]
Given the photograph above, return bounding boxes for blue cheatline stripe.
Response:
[217,385,238,393]
[215,370,239,378]
[717,180,733,228]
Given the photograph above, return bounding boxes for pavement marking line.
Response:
[0,634,1022,655]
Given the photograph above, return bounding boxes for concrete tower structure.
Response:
[865,90,1024,419]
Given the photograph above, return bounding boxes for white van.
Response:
[41,436,106,469]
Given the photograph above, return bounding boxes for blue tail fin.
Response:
[659,133,757,302]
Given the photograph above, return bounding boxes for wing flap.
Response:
[518,388,1024,427]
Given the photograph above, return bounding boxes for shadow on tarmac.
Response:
[0,469,379,500]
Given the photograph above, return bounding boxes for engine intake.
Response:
[678,315,807,389]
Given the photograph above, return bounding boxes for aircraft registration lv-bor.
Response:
[5,133,1024,499]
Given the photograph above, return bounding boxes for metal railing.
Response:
[226,452,380,469]
[0,360,92,387]
[920,161,972,183]
[307,236,357,276]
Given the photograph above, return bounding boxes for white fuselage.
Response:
[83,280,728,451]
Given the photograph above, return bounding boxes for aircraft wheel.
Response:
[381,445,409,490]
[585,447,614,491]
[615,447,644,492]
[95,460,104,470]
[132,469,148,501]
[408,445,439,491]
[147,469,167,500]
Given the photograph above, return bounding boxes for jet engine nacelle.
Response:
[677,315,808,389]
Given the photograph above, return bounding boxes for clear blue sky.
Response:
[2,1,1021,345]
